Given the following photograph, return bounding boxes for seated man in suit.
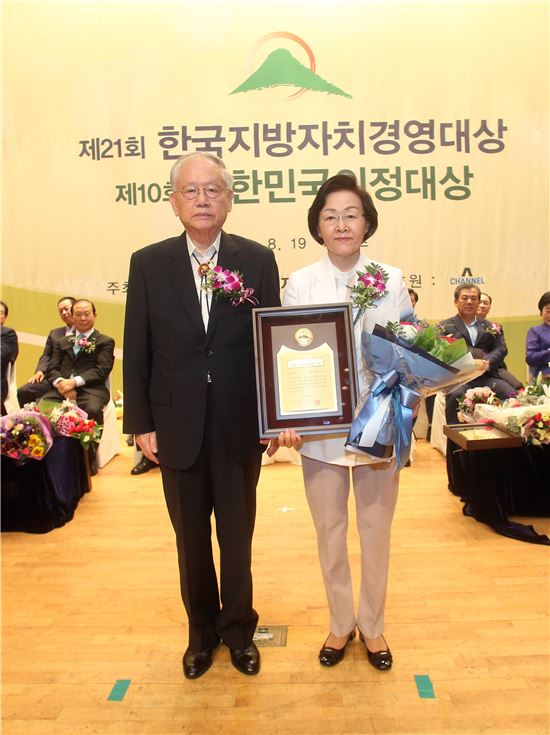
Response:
[477,292,523,391]
[440,285,518,423]
[42,299,115,472]
[1,300,19,415]
[17,296,76,406]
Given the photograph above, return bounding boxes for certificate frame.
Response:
[253,303,359,438]
[443,423,523,450]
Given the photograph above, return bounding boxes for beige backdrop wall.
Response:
[2,0,548,393]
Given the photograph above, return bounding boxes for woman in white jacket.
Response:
[276,174,412,669]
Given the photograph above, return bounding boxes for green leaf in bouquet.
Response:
[411,325,437,352]
[438,337,469,364]
[36,399,63,417]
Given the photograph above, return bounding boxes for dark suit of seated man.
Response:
[440,285,518,424]
[477,291,523,391]
[17,296,76,407]
[41,299,115,471]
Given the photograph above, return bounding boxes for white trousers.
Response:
[301,455,399,639]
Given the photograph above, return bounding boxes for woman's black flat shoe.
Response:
[318,630,356,667]
[359,632,393,670]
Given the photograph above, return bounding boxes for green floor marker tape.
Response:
[108,679,131,701]
[414,674,435,698]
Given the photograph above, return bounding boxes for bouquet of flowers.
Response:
[39,400,103,448]
[346,322,481,467]
[0,410,53,463]
[456,386,501,423]
[520,411,550,446]
[348,263,389,324]
[202,264,258,307]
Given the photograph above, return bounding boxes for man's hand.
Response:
[55,378,77,397]
[260,429,304,457]
[136,431,160,464]
[29,370,45,384]
[475,359,490,372]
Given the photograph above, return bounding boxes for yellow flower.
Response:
[31,446,44,457]
[28,434,40,447]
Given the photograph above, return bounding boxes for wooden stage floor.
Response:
[2,438,549,735]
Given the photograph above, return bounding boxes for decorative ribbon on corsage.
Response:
[201,264,258,307]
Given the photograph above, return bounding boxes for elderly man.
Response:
[17,296,76,406]
[123,153,280,680]
[477,292,522,390]
[42,299,115,472]
[440,285,517,423]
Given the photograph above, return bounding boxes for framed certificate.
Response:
[443,423,523,450]
[253,304,359,438]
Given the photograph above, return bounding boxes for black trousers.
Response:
[17,380,53,407]
[161,388,261,652]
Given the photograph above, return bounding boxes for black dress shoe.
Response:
[229,642,260,675]
[130,456,157,475]
[318,630,356,667]
[359,632,393,671]
[183,643,218,680]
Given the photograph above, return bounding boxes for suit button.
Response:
[207,350,213,357]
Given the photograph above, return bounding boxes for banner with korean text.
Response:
[2,0,548,389]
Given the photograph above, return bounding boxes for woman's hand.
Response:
[260,429,304,457]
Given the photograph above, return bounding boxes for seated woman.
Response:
[526,291,550,380]
[1,300,19,415]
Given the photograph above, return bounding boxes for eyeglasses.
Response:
[175,184,225,200]
[320,213,365,226]
[458,296,479,302]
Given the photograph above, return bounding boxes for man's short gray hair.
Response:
[170,152,233,191]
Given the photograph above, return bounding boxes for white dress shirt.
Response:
[187,235,221,331]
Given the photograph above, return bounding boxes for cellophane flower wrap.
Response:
[346,322,481,468]
[457,387,501,423]
[39,399,103,449]
[0,410,53,463]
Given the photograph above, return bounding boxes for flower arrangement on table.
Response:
[518,411,550,446]
[201,264,258,306]
[470,372,550,432]
[38,400,103,448]
[348,263,389,324]
[345,321,481,467]
[456,387,501,423]
[0,410,53,463]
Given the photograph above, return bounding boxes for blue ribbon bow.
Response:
[347,369,420,469]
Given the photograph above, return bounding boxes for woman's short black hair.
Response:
[307,174,378,245]
[538,291,550,313]
[0,300,8,317]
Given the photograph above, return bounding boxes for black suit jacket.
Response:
[1,326,19,409]
[35,327,69,374]
[122,231,281,469]
[439,315,507,375]
[46,329,115,406]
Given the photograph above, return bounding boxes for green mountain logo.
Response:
[230,48,352,98]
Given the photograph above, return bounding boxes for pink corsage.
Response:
[485,322,502,337]
[68,333,96,353]
[203,265,258,306]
